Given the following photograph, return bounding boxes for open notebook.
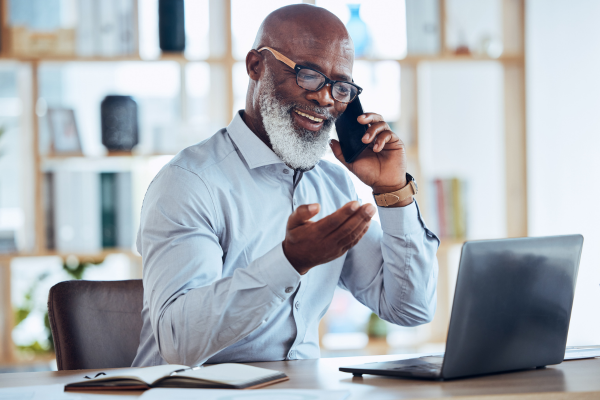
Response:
[64,364,288,391]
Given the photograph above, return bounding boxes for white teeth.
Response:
[294,109,323,123]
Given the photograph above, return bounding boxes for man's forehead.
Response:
[286,37,354,76]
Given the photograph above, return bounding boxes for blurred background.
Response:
[0,0,599,372]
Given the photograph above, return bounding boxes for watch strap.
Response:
[373,175,417,207]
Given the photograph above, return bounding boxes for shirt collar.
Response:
[226,110,284,169]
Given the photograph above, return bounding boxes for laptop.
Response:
[340,235,584,380]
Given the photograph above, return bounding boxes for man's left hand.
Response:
[330,112,412,207]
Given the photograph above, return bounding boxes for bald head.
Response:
[252,4,353,60]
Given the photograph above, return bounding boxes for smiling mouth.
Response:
[294,109,324,123]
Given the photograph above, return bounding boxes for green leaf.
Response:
[14,307,31,325]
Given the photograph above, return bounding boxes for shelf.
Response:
[0,248,140,263]
[0,55,143,62]
[395,54,524,64]
[0,53,229,64]
[43,152,175,159]
[0,53,524,65]
[41,153,174,172]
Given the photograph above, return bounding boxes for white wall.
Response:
[419,61,506,240]
[527,0,600,345]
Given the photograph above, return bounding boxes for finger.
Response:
[341,220,372,253]
[287,203,320,230]
[329,139,352,169]
[314,201,361,234]
[357,112,384,125]
[372,130,394,152]
[362,121,390,143]
[330,203,376,243]
[351,220,372,246]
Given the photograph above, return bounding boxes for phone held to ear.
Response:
[334,96,368,163]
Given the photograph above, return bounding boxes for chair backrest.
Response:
[47,279,144,370]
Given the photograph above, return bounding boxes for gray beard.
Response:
[258,72,335,170]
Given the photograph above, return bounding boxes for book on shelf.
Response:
[81,0,137,57]
[97,0,120,57]
[45,171,134,253]
[64,363,288,391]
[43,173,55,250]
[405,0,441,55]
[428,177,467,240]
[100,172,134,249]
[100,173,117,248]
[52,170,102,253]
[0,230,17,253]
[76,0,95,57]
[116,172,134,248]
[8,0,137,57]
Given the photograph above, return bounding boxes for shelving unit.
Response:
[0,0,527,365]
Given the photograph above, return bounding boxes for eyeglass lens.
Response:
[296,68,358,103]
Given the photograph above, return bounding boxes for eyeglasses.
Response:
[258,46,362,104]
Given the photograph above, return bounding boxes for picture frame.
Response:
[47,108,82,155]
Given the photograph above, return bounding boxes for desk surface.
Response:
[1,355,600,399]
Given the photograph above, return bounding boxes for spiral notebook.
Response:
[64,363,288,391]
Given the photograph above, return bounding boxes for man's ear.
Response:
[246,50,263,81]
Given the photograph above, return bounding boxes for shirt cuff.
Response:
[378,199,424,236]
[256,242,302,300]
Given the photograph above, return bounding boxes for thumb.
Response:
[287,203,320,230]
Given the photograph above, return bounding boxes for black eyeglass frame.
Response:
[258,46,363,104]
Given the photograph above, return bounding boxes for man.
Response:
[132,4,439,367]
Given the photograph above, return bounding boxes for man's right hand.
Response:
[282,201,376,275]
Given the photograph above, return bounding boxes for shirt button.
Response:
[295,301,300,310]
[288,350,295,358]
[283,169,290,174]
[285,287,294,293]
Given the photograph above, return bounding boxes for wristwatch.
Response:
[373,173,418,207]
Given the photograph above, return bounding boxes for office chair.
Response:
[47,279,144,370]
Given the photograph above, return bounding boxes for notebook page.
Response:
[79,364,188,385]
[175,364,281,385]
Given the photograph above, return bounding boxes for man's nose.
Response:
[305,84,335,108]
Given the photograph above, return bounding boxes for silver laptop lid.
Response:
[442,235,584,379]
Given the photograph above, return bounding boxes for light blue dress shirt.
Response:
[132,111,439,367]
